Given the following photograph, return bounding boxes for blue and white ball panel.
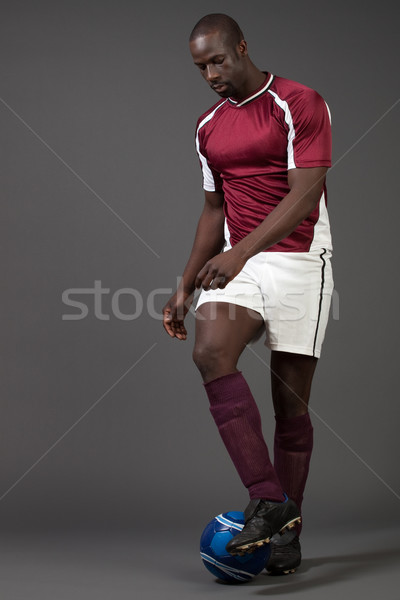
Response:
[200,511,271,583]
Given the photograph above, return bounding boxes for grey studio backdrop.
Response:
[1,0,399,541]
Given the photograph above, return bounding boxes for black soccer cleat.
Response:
[266,529,301,575]
[225,494,301,556]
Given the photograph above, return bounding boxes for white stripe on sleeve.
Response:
[267,90,296,169]
[195,101,227,191]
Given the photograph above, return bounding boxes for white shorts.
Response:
[195,249,334,358]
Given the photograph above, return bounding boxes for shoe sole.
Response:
[267,567,298,575]
[229,517,301,556]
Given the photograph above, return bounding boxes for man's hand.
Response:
[195,248,246,290]
[162,290,193,340]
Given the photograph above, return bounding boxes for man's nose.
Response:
[205,65,220,82]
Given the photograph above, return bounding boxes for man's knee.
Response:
[273,386,309,418]
[192,340,232,380]
[192,341,218,375]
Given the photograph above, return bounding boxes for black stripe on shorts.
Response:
[312,248,327,357]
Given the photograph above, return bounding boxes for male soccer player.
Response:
[163,13,333,575]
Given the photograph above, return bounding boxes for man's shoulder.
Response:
[196,99,228,131]
[270,75,325,103]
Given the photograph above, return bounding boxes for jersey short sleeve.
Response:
[281,88,332,170]
[195,101,226,192]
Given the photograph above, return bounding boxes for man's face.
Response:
[189,31,247,99]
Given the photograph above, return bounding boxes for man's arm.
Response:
[195,166,328,289]
[162,190,225,340]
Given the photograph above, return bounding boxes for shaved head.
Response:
[189,13,244,48]
[189,13,265,102]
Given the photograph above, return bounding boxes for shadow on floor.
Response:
[252,546,400,595]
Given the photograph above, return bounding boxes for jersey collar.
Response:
[228,72,274,107]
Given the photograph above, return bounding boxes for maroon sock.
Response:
[204,371,285,502]
[274,413,314,535]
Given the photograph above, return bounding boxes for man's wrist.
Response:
[177,282,195,296]
[233,238,258,262]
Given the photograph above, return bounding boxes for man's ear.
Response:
[238,40,248,56]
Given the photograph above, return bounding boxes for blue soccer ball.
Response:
[200,511,271,583]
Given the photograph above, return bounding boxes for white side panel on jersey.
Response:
[195,100,227,191]
[223,218,232,250]
[267,90,296,169]
[310,190,333,251]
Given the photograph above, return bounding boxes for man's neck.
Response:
[233,65,267,102]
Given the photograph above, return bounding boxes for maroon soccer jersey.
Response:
[195,73,332,252]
